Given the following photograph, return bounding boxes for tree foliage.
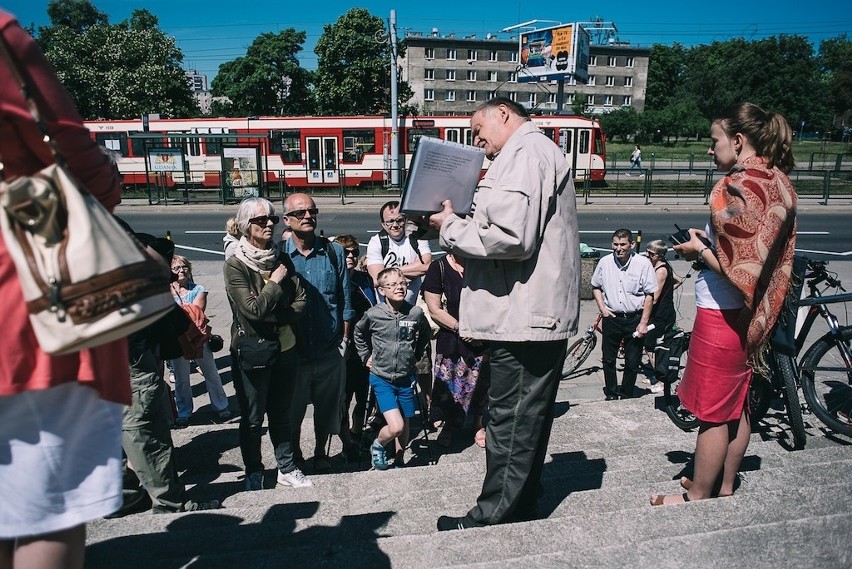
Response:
[37,1,198,119]
[210,29,314,116]
[598,106,640,142]
[313,8,412,115]
[818,35,852,119]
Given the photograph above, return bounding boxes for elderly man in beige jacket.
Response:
[427,97,581,531]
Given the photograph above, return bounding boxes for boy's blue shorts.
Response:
[369,373,416,418]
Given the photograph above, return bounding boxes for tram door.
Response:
[306,136,339,184]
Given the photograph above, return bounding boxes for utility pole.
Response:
[390,9,400,187]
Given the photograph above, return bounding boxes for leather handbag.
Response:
[0,37,174,354]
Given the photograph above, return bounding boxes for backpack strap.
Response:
[379,228,424,264]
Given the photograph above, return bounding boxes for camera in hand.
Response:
[668,224,712,248]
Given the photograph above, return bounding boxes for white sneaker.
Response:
[649,383,664,394]
[277,468,312,488]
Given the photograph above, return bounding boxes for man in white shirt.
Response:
[591,229,657,400]
[366,200,432,302]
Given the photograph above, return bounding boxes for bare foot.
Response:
[650,492,690,506]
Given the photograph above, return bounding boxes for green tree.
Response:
[818,35,852,125]
[211,29,313,116]
[572,93,588,116]
[313,8,412,115]
[39,3,198,119]
[598,106,640,142]
[645,43,688,111]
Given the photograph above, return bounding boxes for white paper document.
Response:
[400,137,486,215]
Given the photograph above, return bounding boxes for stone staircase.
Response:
[85,381,851,568]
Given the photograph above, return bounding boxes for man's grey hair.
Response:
[474,96,531,120]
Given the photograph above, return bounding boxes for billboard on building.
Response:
[518,23,590,84]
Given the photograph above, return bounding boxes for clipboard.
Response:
[399,136,485,215]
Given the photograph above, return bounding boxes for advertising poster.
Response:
[149,148,184,172]
[223,146,260,198]
[518,23,589,83]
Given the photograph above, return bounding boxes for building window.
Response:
[622,95,632,106]
[446,69,456,81]
[587,75,596,86]
[425,47,434,60]
[589,55,597,66]
[605,76,615,86]
[508,72,517,82]
[566,94,575,104]
[527,93,537,106]
[467,70,477,81]
[586,95,594,105]
[489,50,498,61]
[568,76,577,85]
[624,76,633,87]
[467,49,478,61]
[487,91,497,100]
[608,56,616,67]
[466,90,476,102]
[625,57,634,68]
[604,95,613,106]
[424,68,434,81]
[509,52,518,63]
[489,71,498,82]
[547,93,557,104]
[445,90,456,101]
[424,89,434,101]
[447,48,456,60]
[508,92,517,101]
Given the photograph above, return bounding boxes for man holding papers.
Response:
[428,97,581,531]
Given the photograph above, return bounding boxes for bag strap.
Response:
[0,35,68,175]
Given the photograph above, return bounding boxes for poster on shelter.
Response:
[223,147,260,198]
[149,148,183,172]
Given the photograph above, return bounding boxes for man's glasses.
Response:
[284,208,319,220]
[345,248,360,257]
[249,215,279,226]
[380,281,408,290]
[382,217,406,227]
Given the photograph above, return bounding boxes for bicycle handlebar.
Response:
[796,291,852,307]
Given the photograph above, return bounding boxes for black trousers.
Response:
[601,314,644,397]
[233,347,299,475]
[464,339,566,525]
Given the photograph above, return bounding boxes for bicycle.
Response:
[562,314,602,377]
[793,261,852,437]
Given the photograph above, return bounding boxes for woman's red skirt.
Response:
[678,307,752,423]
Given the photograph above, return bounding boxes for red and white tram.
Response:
[84,114,606,190]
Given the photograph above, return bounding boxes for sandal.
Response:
[680,477,693,491]
[650,492,690,506]
[474,428,486,448]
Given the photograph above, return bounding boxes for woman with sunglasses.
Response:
[642,240,682,394]
[224,197,311,491]
[168,255,231,427]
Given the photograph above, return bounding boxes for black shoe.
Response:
[605,394,618,401]
[104,491,151,519]
[343,441,361,462]
[436,515,484,531]
[173,417,189,429]
[183,499,222,512]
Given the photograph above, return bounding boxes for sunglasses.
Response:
[345,248,360,257]
[284,208,319,220]
[249,215,279,226]
[171,266,190,273]
[382,217,406,227]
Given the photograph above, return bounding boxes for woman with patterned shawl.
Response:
[652,102,797,506]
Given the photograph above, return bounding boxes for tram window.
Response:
[406,128,440,153]
[541,128,556,142]
[271,130,301,163]
[445,128,460,143]
[129,132,145,157]
[578,130,590,155]
[464,128,473,145]
[324,139,337,169]
[95,132,128,156]
[187,138,201,157]
[342,129,375,163]
[593,130,604,155]
[205,136,237,155]
[559,129,573,154]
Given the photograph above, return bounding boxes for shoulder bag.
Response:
[0,37,173,354]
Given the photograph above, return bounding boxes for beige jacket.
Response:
[439,121,581,342]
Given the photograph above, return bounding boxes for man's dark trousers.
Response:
[463,339,567,525]
[601,313,644,398]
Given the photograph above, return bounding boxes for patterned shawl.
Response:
[709,155,797,364]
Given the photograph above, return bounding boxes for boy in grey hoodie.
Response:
[354,267,432,469]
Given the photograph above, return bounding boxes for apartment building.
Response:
[401,31,649,116]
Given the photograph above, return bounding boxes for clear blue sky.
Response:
[5,0,850,82]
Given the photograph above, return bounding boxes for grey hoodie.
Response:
[354,301,431,381]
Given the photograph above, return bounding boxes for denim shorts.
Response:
[369,373,416,418]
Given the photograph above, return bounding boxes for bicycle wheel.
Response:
[800,327,852,437]
[562,335,597,378]
[664,334,698,431]
[773,351,807,450]
[748,374,773,423]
